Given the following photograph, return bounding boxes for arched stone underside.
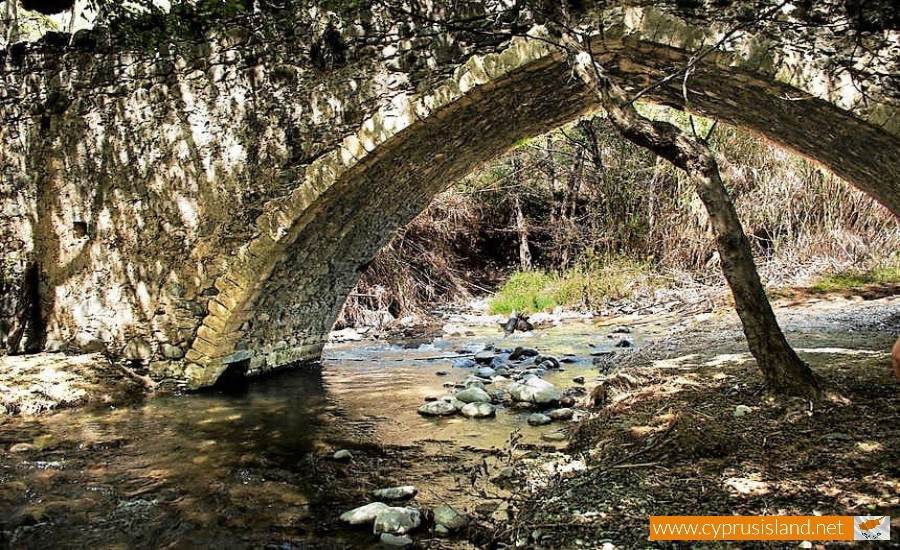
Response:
[184,32,900,387]
[0,6,897,387]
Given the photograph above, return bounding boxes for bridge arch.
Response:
[1,6,896,386]
[183,20,900,386]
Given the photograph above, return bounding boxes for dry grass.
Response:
[336,190,489,328]
[345,111,900,325]
[498,295,900,549]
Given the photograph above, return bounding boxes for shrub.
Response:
[488,257,660,315]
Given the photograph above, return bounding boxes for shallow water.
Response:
[0,319,653,549]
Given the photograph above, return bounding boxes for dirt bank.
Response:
[486,293,899,548]
[0,353,146,416]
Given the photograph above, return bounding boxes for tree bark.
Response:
[511,153,533,270]
[557,146,584,269]
[567,47,821,399]
[513,192,532,270]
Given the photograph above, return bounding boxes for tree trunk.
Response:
[567,46,821,399]
[544,135,558,192]
[558,147,584,269]
[513,193,532,270]
[5,0,19,46]
[511,154,532,270]
[675,145,821,399]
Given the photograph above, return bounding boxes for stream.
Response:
[0,317,662,549]
[3,295,898,548]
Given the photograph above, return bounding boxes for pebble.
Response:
[417,401,457,416]
[435,370,450,376]
[340,502,390,525]
[10,443,36,453]
[538,356,561,369]
[379,533,413,547]
[487,388,511,403]
[473,351,494,364]
[452,358,476,369]
[527,413,552,426]
[460,402,496,418]
[433,504,469,530]
[456,387,491,404]
[373,507,421,535]
[333,449,353,461]
[508,378,561,404]
[572,376,585,384]
[373,486,417,501]
[548,408,574,421]
[475,366,496,379]
[614,339,633,348]
[734,405,753,417]
[490,354,510,368]
[509,346,539,360]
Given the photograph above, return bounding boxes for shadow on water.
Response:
[3,299,897,548]
[0,364,373,549]
[0,320,641,549]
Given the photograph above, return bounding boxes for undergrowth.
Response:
[808,264,900,293]
[488,258,660,315]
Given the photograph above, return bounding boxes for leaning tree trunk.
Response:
[671,143,821,398]
[567,46,821,399]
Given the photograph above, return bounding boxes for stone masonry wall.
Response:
[0,2,508,374]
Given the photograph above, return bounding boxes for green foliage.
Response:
[808,265,900,293]
[488,271,558,314]
[108,0,251,48]
[488,257,658,315]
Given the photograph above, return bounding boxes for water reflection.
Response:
[1,367,340,549]
[1,319,649,548]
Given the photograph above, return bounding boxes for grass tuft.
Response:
[489,258,658,315]
[808,265,900,293]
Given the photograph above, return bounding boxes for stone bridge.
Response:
[1,1,897,387]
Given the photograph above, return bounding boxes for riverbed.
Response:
[1,294,897,549]
[0,315,650,548]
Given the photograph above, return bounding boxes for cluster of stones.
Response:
[339,484,468,547]
[417,345,584,428]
